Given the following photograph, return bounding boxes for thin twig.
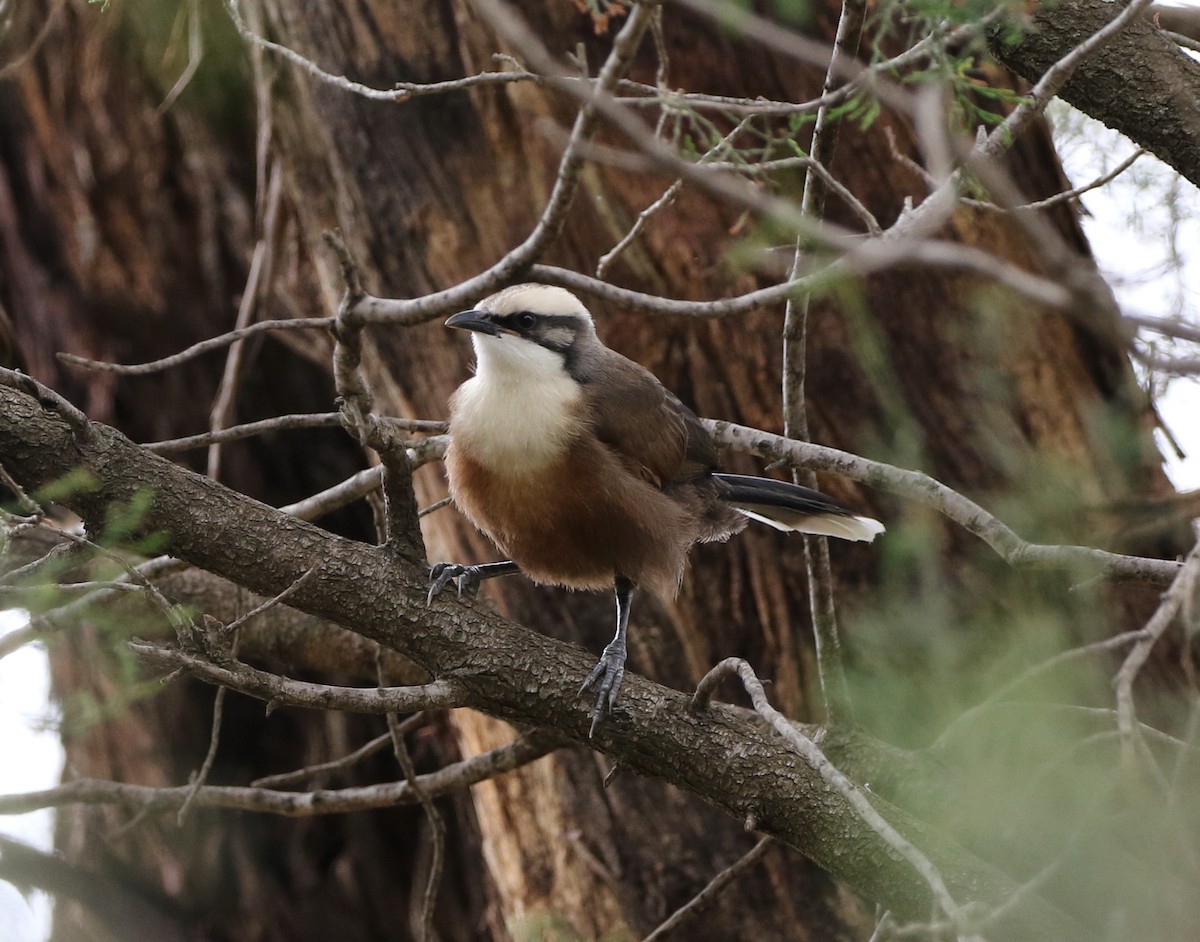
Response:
[325,233,426,558]
[691,657,970,931]
[57,318,332,376]
[277,467,383,522]
[0,463,42,516]
[0,731,562,817]
[0,369,91,432]
[145,415,444,453]
[641,836,774,942]
[965,148,1146,214]
[708,420,1182,586]
[418,496,454,519]
[221,0,540,102]
[133,643,465,715]
[1125,312,1200,345]
[222,564,321,635]
[1114,538,1200,762]
[380,658,444,942]
[156,0,203,114]
[0,541,74,587]
[249,724,419,789]
[781,0,867,726]
[596,116,754,278]
[933,629,1151,750]
[174,567,320,823]
[1163,28,1200,54]
[208,161,285,479]
[151,414,382,452]
[177,669,232,826]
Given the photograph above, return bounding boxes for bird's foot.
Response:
[580,641,627,737]
[426,562,486,606]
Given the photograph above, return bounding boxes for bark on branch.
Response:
[987,0,1200,187]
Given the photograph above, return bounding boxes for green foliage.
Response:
[34,468,99,506]
[826,92,884,131]
[102,486,169,556]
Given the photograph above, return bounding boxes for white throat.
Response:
[450,334,582,472]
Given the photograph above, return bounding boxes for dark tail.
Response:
[713,473,884,542]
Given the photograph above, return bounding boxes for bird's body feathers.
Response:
[444,284,879,599]
[438,283,884,726]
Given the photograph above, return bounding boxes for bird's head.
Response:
[446,284,598,381]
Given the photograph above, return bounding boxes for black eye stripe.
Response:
[491,312,581,332]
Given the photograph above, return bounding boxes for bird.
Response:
[428,283,884,733]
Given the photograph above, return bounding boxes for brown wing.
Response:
[582,348,717,488]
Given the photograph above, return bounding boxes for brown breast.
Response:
[446,434,699,598]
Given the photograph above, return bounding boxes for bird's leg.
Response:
[426,560,521,605]
[580,575,635,736]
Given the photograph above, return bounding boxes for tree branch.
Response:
[133,643,464,715]
[707,420,1182,586]
[0,730,562,817]
[987,0,1200,187]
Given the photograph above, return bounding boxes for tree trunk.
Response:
[0,1,1182,940]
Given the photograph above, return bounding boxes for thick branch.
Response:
[987,0,1200,187]
[0,377,1088,936]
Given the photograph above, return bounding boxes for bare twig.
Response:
[177,648,233,825]
[0,731,562,817]
[222,563,320,635]
[221,0,541,102]
[933,630,1152,750]
[418,496,453,519]
[0,541,74,587]
[133,642,465,715]
[145,415,444,453]
[0,369,91,432]
[57,318,332,376]
[1114,538,1200,760]
[1132,347,1200,376]
[1163,28,1200,54]
[691,657,970,931]
[965,148,1146,214]
[641,836,774,942]
[325,233,425,557]
[596,118,750,278]
[156,0,203,114]
[208,161,285,479]
[707,420,1182,585]
[277,466,384,521]
[34,524,193,637]
[250,724,417,789]
[0,580,147,598]
[379,657,444,942]
[1125,312,1200,345]
[0,462,42,516]
[781,0,867,727]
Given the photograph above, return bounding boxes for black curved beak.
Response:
[445,309,503,336]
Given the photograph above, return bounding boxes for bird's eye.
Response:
[516,313,537,331]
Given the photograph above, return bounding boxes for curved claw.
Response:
[426,562,484,606]
[580,641,627,737]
